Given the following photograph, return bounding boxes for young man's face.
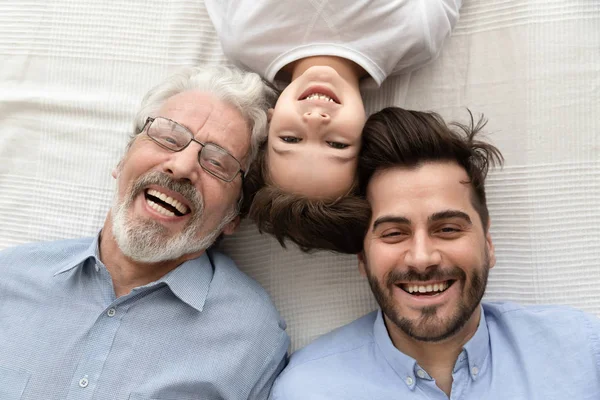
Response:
[110,90,250,263]
[266,66,365,199]
[360,161,496,342]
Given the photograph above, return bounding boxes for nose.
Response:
[404,231,441,271]
[161,143,201,184]
[303,110,330,127]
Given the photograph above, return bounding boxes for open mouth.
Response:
[298,86,340,104]
[301,92,339,103]
[144,189,190,217]
[398,280,456,297]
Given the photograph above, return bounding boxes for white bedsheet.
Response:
[0,0,598,351]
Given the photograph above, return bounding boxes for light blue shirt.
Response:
[0,235,289,400]
[271,303,600,399]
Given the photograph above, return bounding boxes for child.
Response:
[205,0,462,253]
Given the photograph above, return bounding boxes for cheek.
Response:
[364,243,402,279]
[201,180,239,212]
[442,239,486,271]
[340,110,366,142]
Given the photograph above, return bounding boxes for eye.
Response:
[382,231,402,238]
[379,230,409,243]
[327,141,349,149]
[435,225,462,238]
[280,136,301,143]
[163,136,178,145]
[207,158,224,169]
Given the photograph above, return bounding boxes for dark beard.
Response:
[365,255,489,343]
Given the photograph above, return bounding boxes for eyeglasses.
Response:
[142,117,245,182]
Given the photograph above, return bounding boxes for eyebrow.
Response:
[428,210,472,225]
[271,146,355,163]
[371,210,472,232]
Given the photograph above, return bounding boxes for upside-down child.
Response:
[205,0,462,253]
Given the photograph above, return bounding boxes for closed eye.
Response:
[280,136,302,143]
[327,141,349,149]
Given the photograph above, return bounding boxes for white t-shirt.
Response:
[205,0,462,87]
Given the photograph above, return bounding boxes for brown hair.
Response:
[242,142,371,254]
[359,107,504,230]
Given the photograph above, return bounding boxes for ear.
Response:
[112,160,122,179]
[221,216,241,236]
[485,219,496,269]
[357,251,367,277]
[267,108,274,123]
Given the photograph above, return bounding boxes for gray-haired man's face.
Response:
[110,91,250,262]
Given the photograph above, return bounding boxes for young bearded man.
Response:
[270,107,600,399]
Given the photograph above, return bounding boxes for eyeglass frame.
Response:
[140,116,246,183]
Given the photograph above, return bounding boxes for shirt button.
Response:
[107,308,116,317]
[417,369,426,379]
[79,377,89,388]
[406,376,414,386]
[472,366,479,376]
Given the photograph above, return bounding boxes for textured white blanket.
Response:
[0,0,598,351]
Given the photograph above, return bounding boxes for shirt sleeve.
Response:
[248,330,289,400]
[423,0,463,57]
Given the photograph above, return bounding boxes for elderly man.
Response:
[0,66,289,400]
[270,107,600,399]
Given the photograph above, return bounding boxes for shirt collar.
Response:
[373,305,491,389]
[373,309,420,390]
[53,231,214,312]
[158,251,213,312]
[53,233,101,276]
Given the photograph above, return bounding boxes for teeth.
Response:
[404,282,450,294]
[146,198,175,217]
[304,93,335,102]
[147,189,189,214]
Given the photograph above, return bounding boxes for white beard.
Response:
[110,172,237,263]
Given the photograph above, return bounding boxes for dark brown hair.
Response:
[359,107,503,230]
[242,142,371,254]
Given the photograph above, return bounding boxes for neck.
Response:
[99,213,200,298]
[285,55,366,85]
[385,308,482,397]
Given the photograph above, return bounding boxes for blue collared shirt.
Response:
[0,235,289,400]
[271,303,600,399]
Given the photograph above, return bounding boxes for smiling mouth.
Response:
[398,280,456,297]
[300,92,339,103]
[144,189,190,217]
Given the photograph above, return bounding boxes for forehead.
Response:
[367,162,477,222]
[158,90,251,159]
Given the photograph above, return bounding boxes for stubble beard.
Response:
[365,251,490,343]
[111,171,237,263]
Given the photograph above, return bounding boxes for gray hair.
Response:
[132,65,278,170]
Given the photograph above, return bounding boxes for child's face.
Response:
[267,66,366,199]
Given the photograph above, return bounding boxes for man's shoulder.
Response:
[272,311,378,392]
[484,301,599,326]
[207,249,287,329]
[0,237,92,270]
[484,301,600,348]
[290,311,378,366]
[208,249,273,301]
